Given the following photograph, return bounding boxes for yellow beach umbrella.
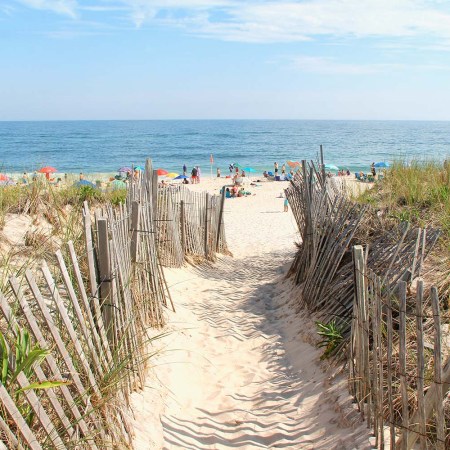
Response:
[166,172,179,178]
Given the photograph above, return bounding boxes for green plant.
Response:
[316,320,344,359]
[0,327,69,425]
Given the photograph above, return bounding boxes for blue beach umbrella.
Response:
[243,167,257,173]
[374,161,390,168]
[325,164,339,171]
[134,166,144,171]
[75,180,96,188]
[174,175,189,180]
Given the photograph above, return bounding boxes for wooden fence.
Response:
[127,159,228,267]
[285,160,440,337]
[351,245,449,449]
[0,158,229,448]
[285,156,448,447]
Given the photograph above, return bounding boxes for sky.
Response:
[1,0,450,120]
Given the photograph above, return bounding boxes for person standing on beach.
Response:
[371,162,376,177]
[281,164,286,175]
[274,162,279,175]
[191,166,198,183]
[183,164,187,176]
[79,172,84,181]
[284,197,289,212]
[196,166,201,183]
[217,168,221,177]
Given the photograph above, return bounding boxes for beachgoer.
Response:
[235,166,239,174]
[64,173,68,183]
[217,168,221,177]
[346,169,350,176]
[225,187,231,198]
[183,164,187,176]
[241,170,246,178]
[263,170,268,178]
[196,166,201,183]
[133,169,139,180]
[22,172,28,184]
[229,164,234,173]
[371,162,376,177]
[284,197,289,212]
[183,177,189,184]
[191,167,198,183]
[281,164,286,174]
[32,171,38,181]
[79,172,84,181]
[274,162,278,174]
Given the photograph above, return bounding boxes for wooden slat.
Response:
[431,287,445,450]
[0,384,42,450]
[398,281,409,449]
[415,280,426,450]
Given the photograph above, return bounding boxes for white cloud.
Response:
[17,0,77,17]
[113,0,450,43]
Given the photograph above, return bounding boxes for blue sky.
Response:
[2,0,450,120]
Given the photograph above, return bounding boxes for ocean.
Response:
[0,120,449,175]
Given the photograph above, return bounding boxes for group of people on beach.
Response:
[182,164,202,184]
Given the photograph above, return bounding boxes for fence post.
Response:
[97,218,114,345]
[205,193,210,258]
[398,280,409,449]
[180,200,186,253]
[320,144,326,182]
[130,200,140,263]
[216,188,226,252]
[82,201,98,301]
[431,287,445,450]
[352,245,368,418]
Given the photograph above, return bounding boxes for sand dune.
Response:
[130,179,372,449]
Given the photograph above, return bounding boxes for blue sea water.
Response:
[0,120,449,175]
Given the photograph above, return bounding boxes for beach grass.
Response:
[356,159,449,301]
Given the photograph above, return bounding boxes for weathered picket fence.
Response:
[128,159,228,267]
[285,160,440,338]
[285,155,448,447]
[0,158,229,448]
[351,245,449,449]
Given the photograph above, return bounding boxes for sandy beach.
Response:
[129,178,372,449]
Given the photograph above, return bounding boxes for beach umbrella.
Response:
[133,166,144,171]
[156,168,168,176]
[174,175,188,180]
[0,174,9,181]
[38,166,57,174]
[325,164,339,171]
[166,172,179,178]
[75,180,96,188]
[374,161,390,168]
[111,179,127,190]
[243,167,257,173]
[118,166,132,173]
[287,160,301,168]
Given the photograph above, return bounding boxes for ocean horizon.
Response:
[0,119,449,175]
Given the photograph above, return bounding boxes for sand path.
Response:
[131,181,371,449]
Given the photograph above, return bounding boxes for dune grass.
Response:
[358,160,449,243]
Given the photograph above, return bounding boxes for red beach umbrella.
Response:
[156,168,168,176]
[38,166,57,174]
[0,174,9,181]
